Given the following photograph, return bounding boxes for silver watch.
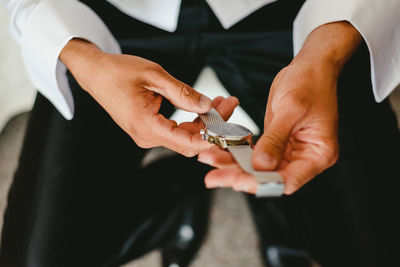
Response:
[199,108,284,197]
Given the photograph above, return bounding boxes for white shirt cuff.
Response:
[20,0,121,120]
[293,0,400,103]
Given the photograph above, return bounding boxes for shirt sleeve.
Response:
[0,0,121,119]
[293,0,400,103]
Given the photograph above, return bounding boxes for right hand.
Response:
[60,38,239,157]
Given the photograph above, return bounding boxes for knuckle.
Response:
[152,114,166,128]
[232,180,242,191]
[322,140,339,167]
[285,161,315,193]
[130,130,151,149]
[179,146,197,157]
[134,139,147,148]
[178,81,196,100]
[284,186,297,195]
[331,151,339,165]
[264,130,286,154]
[134,135,153,149]
[284,96,308,114]
[287,177,303,194]
[327,147,339,167]
[144,63,165,80]
[132,135,145,147]
[125,121,138,138]
[149,62,163,73]
[270,68,287,87]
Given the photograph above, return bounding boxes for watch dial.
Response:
[207,123,252,139]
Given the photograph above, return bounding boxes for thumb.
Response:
[252,113,295,170]
[154,71,212,113]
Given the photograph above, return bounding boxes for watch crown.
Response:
[200,129,207,140]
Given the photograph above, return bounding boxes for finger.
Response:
[211,96,226,108]
[279,158,321,195]
[213,96,239,121]
[194,96,239,126]
[149,71,212,113]
[279,139,338,194]
[204,167,257,194]
[176,96,240,136]
[151,114,212,157]
[178,121,201,134]
[192,96,227,126]
[198,146,236,168]
[252,112,298,170]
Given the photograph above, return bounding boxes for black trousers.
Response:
[1,1,400,266]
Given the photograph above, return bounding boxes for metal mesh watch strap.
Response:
[200,108,284,197]
[227,146,284,197]
[199,108,224,125]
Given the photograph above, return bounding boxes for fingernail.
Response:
[199,95,212,108]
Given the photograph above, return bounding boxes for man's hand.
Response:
[60,39,238,156]
[198,22,362,194]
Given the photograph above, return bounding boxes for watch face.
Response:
[207,123,252,140]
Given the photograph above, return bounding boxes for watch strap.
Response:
[227,146,284,197]
[200,108,284,197]
[199,108,224,125]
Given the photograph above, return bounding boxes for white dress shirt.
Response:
[1,0,399,120]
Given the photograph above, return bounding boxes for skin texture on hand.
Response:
[198,21,362,195]
[60,38,239,157]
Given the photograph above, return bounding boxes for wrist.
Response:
[291,21,362,79]
[60,38,104,73]
[289,56,341,87]
[60,38,105,93]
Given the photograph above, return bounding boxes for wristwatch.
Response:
[199,108,284,197]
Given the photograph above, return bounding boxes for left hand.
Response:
[197,22,362,195]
